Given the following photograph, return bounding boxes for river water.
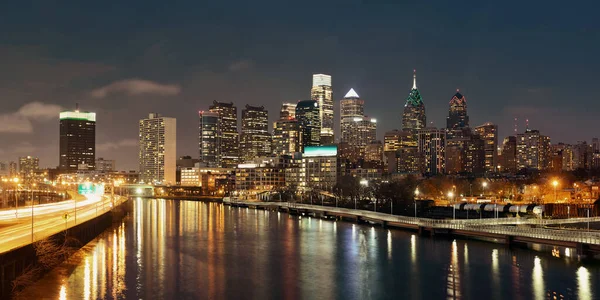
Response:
[19,199,599,299]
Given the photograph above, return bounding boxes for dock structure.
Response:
[224,201,600,257]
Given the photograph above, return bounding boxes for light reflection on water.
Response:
[17,199,599,299]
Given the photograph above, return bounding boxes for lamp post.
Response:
[414,188,420,217]
[552,180,559,202]
[31,183,36,243]
[448,191,455,220]
[482,181,488,197]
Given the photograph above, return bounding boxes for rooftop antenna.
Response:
[514,117,518,134]
[526,118,529,131]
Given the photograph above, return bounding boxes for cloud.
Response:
[228,59,254,72]
[16,102,63,120]
[91,79,181,98]
[0,102,62,133]
[97,138,138,152]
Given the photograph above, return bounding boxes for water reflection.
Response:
[18,199,600,300]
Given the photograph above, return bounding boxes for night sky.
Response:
[1,1,598,170]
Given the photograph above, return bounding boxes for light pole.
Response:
[448,191,455,220]
[482,181,488,197]
[359,179,368,210]
[414,188,420,217]
[31,183,36,243]
[552,180,559,202]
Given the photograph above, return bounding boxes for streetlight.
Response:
[482,181,488,197]
[552,180,559,202]
[414,188,420,217]
[448,191,455,220]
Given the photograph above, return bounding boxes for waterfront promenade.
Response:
[225,201,600,256]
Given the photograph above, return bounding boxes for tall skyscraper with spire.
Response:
[402,70,426,133]
[311,74,334,144]
[340,89,377,162]
[446,90,469,138]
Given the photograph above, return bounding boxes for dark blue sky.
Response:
[1,0,598,170]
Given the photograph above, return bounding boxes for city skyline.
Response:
[1,1,599,170]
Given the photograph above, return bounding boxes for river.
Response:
[18,198,599,299]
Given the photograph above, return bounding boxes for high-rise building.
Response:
[340,89,377,162]
[311,74,334,144]
[209,101,239,167]
[500,136,517,173]
[302,145,337,190]
[59,109,96,171]
[240,105,270,161]
[295,100,321,151]
[280,103,297,119]
[95,158,115,172]
[199,111,220,167]
[572,141,593,170]
[9,162,17,177]
[139,113,176,184]
[273,118,300,156]
[516,129,551,170]
[446,90,469,138]
[418,127,446,175]
[402,71,426,133]
[18,156,39,179]
[365,140,383,163]
[475,122,498,173]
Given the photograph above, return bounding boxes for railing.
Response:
[230,201,600,245]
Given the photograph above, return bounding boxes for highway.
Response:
[0,194,125,254]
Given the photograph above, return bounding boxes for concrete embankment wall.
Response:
[0,200,132,299]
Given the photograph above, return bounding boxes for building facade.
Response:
[402,71,426,134]
[474,122,498,173]
[516,129,551,170]
[418,128,446,175]
[273,118,300,156]
[209,101,239,167]
[240,105,271,161]
[198,111,220,167]
[500,136,517,173]
[18,156,39,179]
[280,102,297,119]
[446,90,469,138]
[295,100,321,151]
[95,158,115,172]
[302,146,337,190]
[138,113,177,185]
[311,74,334,144]
[59,110,96,171]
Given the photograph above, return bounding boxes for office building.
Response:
[95,158,115,172]
[273,115,300,156]
[209,101,239,167]
[18,156,39,179]
[59,108,96,171]
[280,103,297,119]
[500,136,517,173]
[240,105,271,161]
[475,122,498,172]
[446,90,469,138]
[198,111,220,167]
[311,74,334,144]
[295,100,321,151]
[516,129,551,170]
[402,71,426,133]
[418,127,446,175]
[302,145,337,190]
[139,113,176,185]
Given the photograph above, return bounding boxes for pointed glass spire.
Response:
[344,88,360,98]
[412,69,417,89]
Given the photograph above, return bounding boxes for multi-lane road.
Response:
[0,194,125,254]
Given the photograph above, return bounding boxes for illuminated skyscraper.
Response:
[475,122,498,172]
[418,127,446,175]
[311,74,334,144]
[198,111,220,167]
[209,101,239,167]
[280,103,297,119]
[240,105,271,161]
[402,70,426,133]
[59,108,96,171]
[340,89,377,162]
[446,90,469,138]
[295,100,321,151]
[139,113,176,184]
[516,129,551,170]
[273,103,300,156]
[18,156,39,179]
